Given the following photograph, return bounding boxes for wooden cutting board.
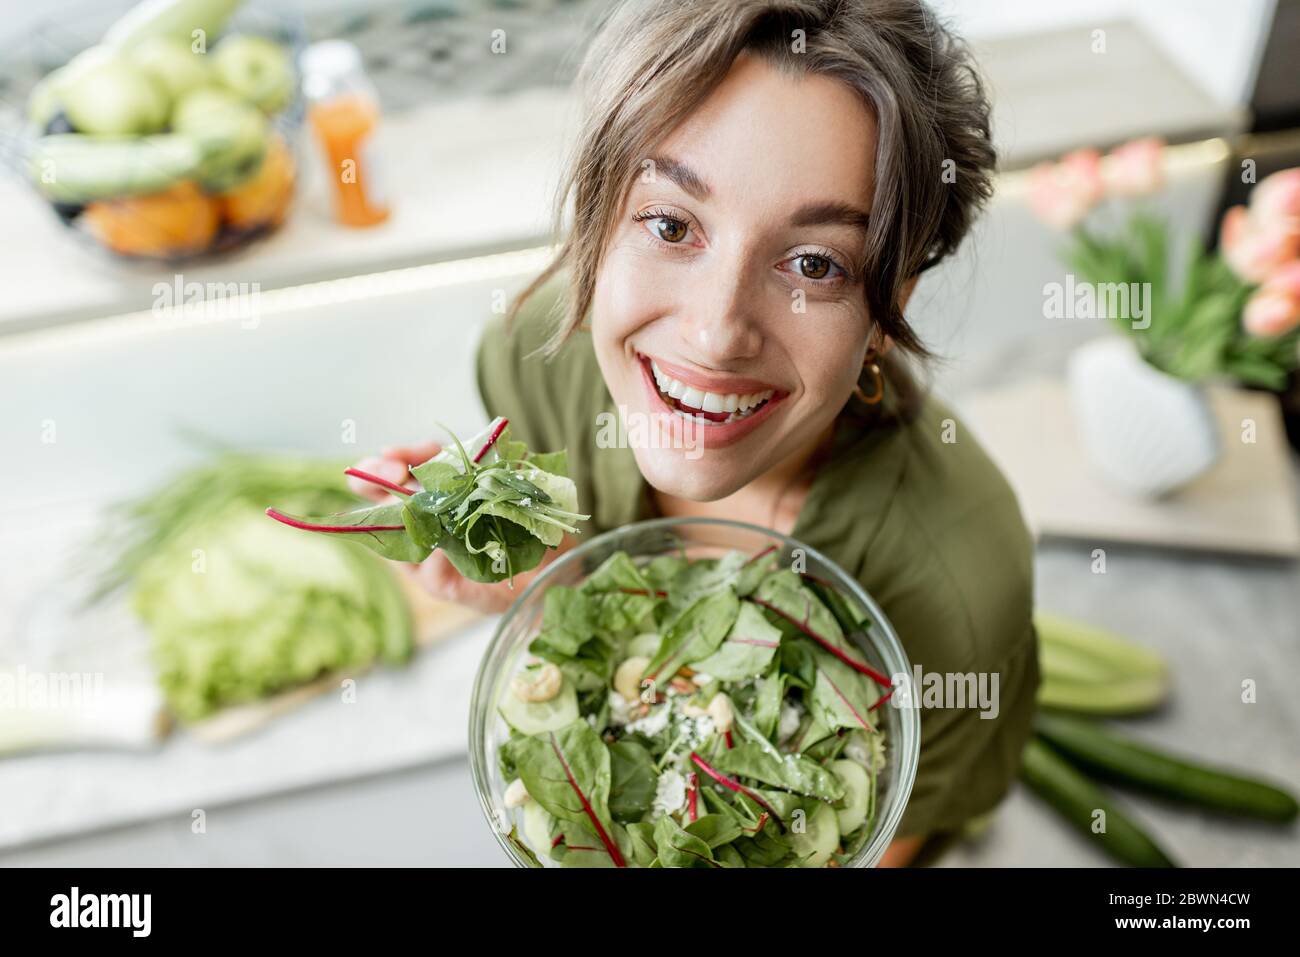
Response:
[959,379,1300,557]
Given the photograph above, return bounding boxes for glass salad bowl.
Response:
[469,517,919,868]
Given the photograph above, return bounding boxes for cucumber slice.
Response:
[830,759,870,836]
[498,678,578,735]
[521,799,557,861]
[789,801,840,867]
[626,632,661,659]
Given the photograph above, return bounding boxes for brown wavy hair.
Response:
[510,0,996,417]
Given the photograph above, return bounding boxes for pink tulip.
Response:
[1028,149,1105,229]
[1250,168,1300,230]
[1220,204,1300,283]
[1242,261,1300,337]
[1106,137,1165,196]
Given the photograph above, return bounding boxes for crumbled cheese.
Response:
[691,672,713,686]
[685,714,715,748]
[777,701,803,743]
[653,769,687,815]
[519,496,532,508]
[608,691,635,727]
[628,702,671,736]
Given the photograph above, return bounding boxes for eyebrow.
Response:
[790,201,871,232]
[642,155,870,233]
[645,154,712,200]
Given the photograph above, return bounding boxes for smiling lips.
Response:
[643,354,779,424]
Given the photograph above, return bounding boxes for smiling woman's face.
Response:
[591,54,878,502]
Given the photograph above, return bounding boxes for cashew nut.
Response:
[510,662,563,702]
[614,656,651,702]
[706,693,734,733]
[504,778,531,808]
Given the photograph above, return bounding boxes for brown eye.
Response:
[656,218,688,243]
[798,255,831,279]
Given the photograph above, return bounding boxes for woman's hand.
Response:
[347,440,441,502]
[348,440,573,616]
[400,541,574,616]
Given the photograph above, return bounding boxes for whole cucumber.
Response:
[1021,737,1176,867]
[104,0,244,49]
[29,134,203,203]
[1035,713,1299,822]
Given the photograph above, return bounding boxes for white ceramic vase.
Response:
[1066,337,1221,498]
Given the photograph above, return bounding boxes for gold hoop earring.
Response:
[853,349,884,405]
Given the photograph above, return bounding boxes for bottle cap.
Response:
[300,40,364,98]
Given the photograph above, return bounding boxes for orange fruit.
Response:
[85,181,219,258]
[219,135,295,230]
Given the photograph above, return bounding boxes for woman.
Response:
[353,0,1038,866]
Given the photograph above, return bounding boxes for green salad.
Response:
[496,546,894,868]
[267,417,588,584]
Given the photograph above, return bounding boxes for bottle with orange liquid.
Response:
[301,40,390,228]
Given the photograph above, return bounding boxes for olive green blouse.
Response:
[475,282,1040,839]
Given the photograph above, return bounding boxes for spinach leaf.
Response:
[809,655,879,734]
[684,813,744,849]
[268,502,430,563]
[643,555,688,593]
[751,663,785,739]
[534,587,595,656]
[691,601,782,681]
[554,821,644,870]
[666,551,748,612]
[530,633,616,692]
[608,740,659,823]
[778,639,817,690]
[645,588,740,681]
[499,719,625,866]
[735,546,779,597]
[731,827,794,867]
[653,814,719,868]
[708,742,845,802]
[579,551,659,633]
[625,821,659,867]
[751,569,846,647]
[268,416,587,584]
[803,728,850,763]
[806,577,874,635]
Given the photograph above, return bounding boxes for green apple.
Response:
[29,45,165,132]
[61,52,170,136]
[128,36,211,103]
[212,34,294,114]
[172,87,269,191]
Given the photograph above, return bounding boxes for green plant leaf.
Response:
[709,741,845,801]
[645,587,741,681]
[653,814,719,868]
[608,740,659,823]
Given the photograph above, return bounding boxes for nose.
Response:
[676,251,764,365]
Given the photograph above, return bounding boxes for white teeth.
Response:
[649,358,773,416]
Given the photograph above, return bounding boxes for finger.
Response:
[346,456,412,501]
[381,440,442,467]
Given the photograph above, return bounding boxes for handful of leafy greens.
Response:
[495,545,895,868]
[267,417,587,584]
[92,453,415,722]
